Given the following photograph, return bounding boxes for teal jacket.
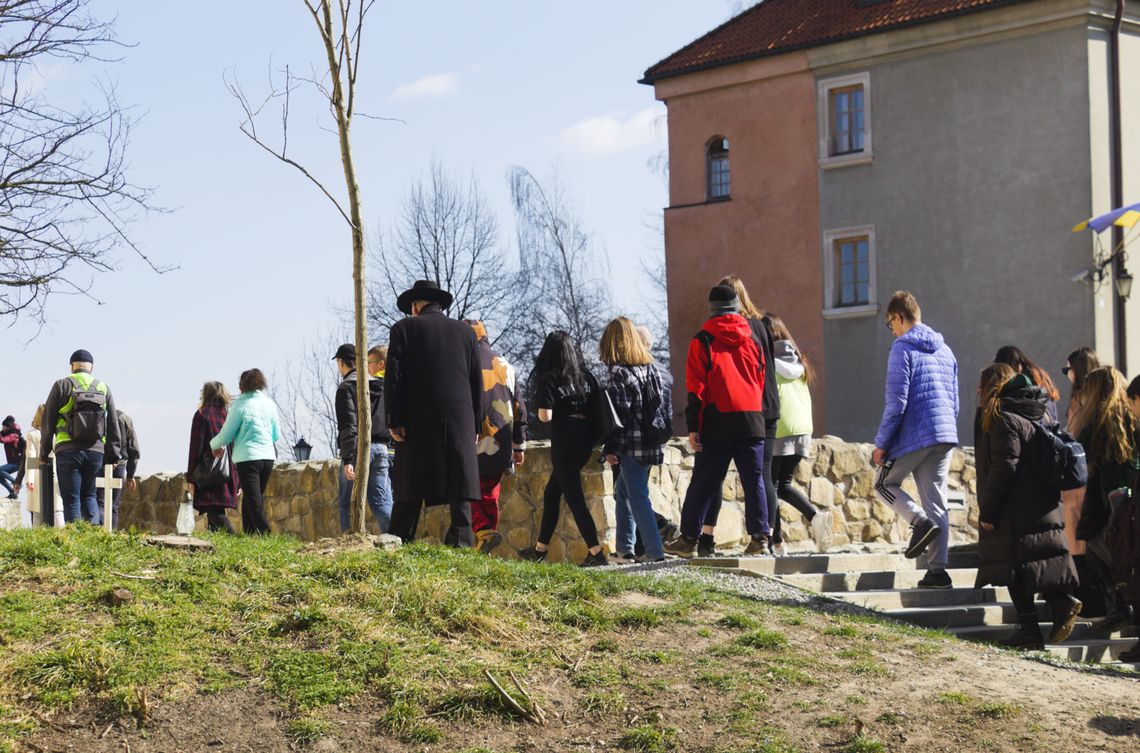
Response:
[209,390,280,463]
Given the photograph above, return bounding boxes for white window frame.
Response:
[822,225,878,319]
[818,72,873,169]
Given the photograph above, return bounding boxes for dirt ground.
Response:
[23,601,1140,753]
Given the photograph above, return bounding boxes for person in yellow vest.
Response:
[40,349,121,524]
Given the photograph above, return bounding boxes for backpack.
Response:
[64,376,108,444]
[639,364,672,447]
[1034,421,1088,491]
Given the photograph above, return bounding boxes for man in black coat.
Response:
[385,280,483,547]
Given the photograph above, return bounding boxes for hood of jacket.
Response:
[999,373,1047,423]
[897,323,945,354]
[702,313,751,346]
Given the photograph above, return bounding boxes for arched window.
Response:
[706,137,730,200]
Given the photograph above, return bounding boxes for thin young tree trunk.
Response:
[315,0,369,534]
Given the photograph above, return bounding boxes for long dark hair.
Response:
[1067,347,1100,399]
[532,331,588,395]
[994,345,1059,402]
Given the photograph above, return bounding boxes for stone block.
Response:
[721,476,736,503]
[950,450,966,473]
[793,459,811,486]
[844,522,864,541]
[843,498,870,521]
[861,520,884,542]
[507,526,532,550]
[782,521,808,543]
[830,445,869,479]
[565,540,588,563]
[961,465,976,482]
[812,445,833,477]
[850,470,875,499]
[871,498,895,524]
[809,477,835,508]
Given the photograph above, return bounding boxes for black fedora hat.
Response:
[396,279,454,315]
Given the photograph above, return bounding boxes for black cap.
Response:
[333,343,356,362]
[2,416,14,427]
[69,349,94,363]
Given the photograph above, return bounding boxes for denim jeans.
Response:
[616,457,664,560]
[0,462,18,494]
[338,443,394,533]
[55,449,103,524]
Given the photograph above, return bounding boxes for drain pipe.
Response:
[1110,0,1127,371]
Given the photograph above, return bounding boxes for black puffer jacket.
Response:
[974,377,1078,592]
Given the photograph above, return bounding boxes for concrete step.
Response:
[1043,638,1140,663]
[949,621,1140,642]
[830,586,1007,611]
[885,602,1050,629]
[777,568,979,592]
[696,552,918,575]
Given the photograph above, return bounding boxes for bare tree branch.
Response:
[0,1,166,323]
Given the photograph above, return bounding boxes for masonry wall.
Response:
[114,437,978,562]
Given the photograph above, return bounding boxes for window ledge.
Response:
[823,303,879,320]
[665,197,732,211]
[819,151,873,170]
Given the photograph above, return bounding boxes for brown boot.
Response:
[474,529,502,555]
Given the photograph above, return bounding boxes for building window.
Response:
[818,73,872,168]
[822,226,877,318]
[834,236,870,306]
[829,86,865,156]
[706,137,730,199]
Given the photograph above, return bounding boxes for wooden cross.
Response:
[95,464,122,533]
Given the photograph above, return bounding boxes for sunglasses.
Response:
[1061,366,1071,376]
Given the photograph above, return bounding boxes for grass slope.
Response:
[0,527,1135,753]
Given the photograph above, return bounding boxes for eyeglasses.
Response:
[884,317,895,331]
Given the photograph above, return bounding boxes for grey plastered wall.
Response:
[818,23,1096,445]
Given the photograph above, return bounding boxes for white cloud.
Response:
[389,72,460,101]
[556,108,663,155]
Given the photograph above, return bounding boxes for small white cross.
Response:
[95,464,122,533]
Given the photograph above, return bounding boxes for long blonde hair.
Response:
[718,274,762,319]
[1073,367,1135,471]
[599,317,652,366]
[978,363,1016,433]
[200,381,232,409]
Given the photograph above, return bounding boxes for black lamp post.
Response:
[293,437,313,462]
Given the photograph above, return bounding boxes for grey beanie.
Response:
[708,284,740,314]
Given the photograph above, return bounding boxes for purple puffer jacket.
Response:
[874,323,959,461]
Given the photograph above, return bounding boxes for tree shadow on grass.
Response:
[1089,716,1140,737]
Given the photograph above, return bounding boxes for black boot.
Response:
[999,614,1044,651]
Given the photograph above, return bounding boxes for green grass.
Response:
[582,690,626,717]
[621,722,680,752]
[285,714,332,746]
[937,691,975,706]
[817,713,847,728]
[716,612,759,630]
[841,735,886,753]
[736,628,788,650]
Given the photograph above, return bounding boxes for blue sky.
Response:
[2,1,738,471]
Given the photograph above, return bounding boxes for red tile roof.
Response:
[641,0,1033,83]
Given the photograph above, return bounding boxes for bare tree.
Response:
[368,160,528,356]
[507,166,612,370]
[0,0,167,322]
[272,332,344,461]
[228,0,375,533]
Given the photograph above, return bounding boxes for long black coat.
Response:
[974,382,1078,592]
[385,305,483,505]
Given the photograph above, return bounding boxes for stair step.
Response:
[949,622,1140,642]
[885,602,1052,628]
[695,553,920,575]
[777,568,979,592]
[830,587,1007,610]
[1043,638,1140,663]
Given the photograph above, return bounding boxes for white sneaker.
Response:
[772,543,787,557]
[810,513,833,553]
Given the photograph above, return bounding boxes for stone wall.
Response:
[115,436,978,561]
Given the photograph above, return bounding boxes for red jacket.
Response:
[684,314,766,440]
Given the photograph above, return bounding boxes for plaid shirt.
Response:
[604,363,666,465]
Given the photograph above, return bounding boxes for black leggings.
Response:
[539,420,599,549]
[771,453,819,532]
[1008,573,1071,617]
[203,507,236,533]
[236,459,274,534]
